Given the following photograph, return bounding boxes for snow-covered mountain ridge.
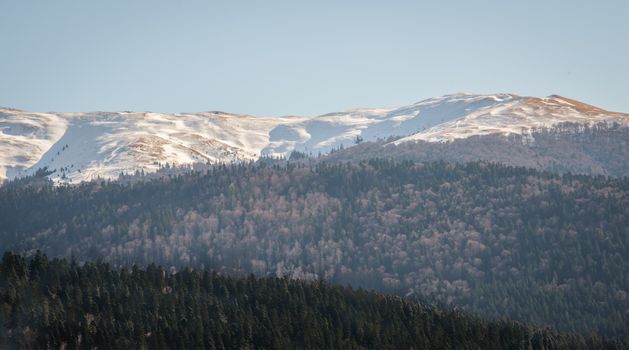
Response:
[1,93,628,183]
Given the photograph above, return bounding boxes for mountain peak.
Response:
[392,93,628,144]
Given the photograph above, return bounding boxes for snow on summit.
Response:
[391,94,629,144]
[1,93,628,183]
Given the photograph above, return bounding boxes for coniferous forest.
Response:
[1,252,628,349]
[1,160,627,343]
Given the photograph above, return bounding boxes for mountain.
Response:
[1,93,628,183]
[390,94,629,143]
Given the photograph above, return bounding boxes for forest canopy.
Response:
[1,252,627,349]
[1,160,628,339]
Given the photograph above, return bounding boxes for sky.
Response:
[1,0,628,116]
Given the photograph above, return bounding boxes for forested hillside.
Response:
[1,252,627,349]
[324,123,629,177]
[1,160,628,338]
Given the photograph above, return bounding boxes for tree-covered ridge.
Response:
[1,252,626,350]
[0,160,628,338]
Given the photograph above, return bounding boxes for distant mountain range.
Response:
[1,93,628,183]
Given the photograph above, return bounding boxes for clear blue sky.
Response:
[1,0,627,116]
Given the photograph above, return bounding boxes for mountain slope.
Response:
[2,161,628,338]
[1,93,627,183]
[324,122,629,177]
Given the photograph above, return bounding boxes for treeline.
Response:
[0,160,628,338]
[1,252,627,349]
[324,122,629,176]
